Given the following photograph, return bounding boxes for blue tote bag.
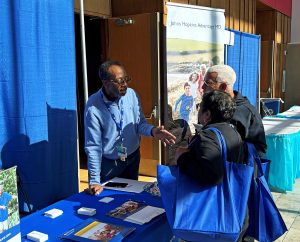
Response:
[158,128,254,242]
[246,145,287,242]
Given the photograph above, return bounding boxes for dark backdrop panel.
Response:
[0,0,78,211]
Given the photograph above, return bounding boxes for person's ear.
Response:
[203,110,212,124]
[102,79,109,87]
[219,82,227,91]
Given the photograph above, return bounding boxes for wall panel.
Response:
[110,0,290,38]
[111,0,256,34]
[240,0,245,31]
[244,0,249,32]
[271,43,286,101]
[196,0,211,7]
[168,0,189,4]
[284,16,288,43]
[228,0,234,29]
[189,0,198,5]
[256,10,275,41]
[249,0,255,33]
[236,0,241,30]
[260,41,273,98]
[288,17,291,43]
[74,0,111,17]
[225,0,230,28]
[276,12,282,43]
[257,10,291,44]
[111,0,162,16]
[211,0,226,9]
[165,0,256,34]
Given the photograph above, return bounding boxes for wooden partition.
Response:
[111,0,256,34]
[275,11,291,44]
[273,43,286,102]
[164,0,256,33]
[74,0,111,17]
[260,41,287,102]
[111,0,291,41]
[256,5,290,103]
[111,0,163,16]
[257,10,291,44]
[260,41,273,98]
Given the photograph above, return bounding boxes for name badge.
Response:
[117,144,127,161]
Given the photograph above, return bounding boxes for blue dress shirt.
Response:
[174,94,194,121]
[84,88,154,185]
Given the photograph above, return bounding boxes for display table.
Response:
[20,189,173,241]
[276,105,300,119]
[263,116,300,191]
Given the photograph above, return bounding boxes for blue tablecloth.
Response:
[263,116,300,191]
[20,189,173,241]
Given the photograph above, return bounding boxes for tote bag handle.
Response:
[207,127,227,161]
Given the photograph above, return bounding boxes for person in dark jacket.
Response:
[201,64,267,157]
[175,90,249,241]
[175,90,247,185]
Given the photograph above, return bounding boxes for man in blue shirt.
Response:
[84,60,176,195]
[0,184,12,233]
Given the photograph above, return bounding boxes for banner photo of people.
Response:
[166,3,225,163]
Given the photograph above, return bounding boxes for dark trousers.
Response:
[179,119,188,140]
[100,148,140,183]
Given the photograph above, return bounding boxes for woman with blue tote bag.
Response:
[158,91,254,241]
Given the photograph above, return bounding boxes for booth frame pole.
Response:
[80,0,88,104]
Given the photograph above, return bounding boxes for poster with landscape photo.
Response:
[166,3,225,164]
[0,166,20,242]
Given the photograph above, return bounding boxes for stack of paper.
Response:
[107,200,165,225]
[124,205,165,225]
[103,177,151,193]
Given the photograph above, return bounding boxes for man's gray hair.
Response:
[206,64,236,87]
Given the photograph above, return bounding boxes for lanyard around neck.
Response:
[100,92,124,134]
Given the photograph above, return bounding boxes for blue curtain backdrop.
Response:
[0,0,78,211]
[226,30,260,107]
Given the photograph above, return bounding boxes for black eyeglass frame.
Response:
[110,76,132,85]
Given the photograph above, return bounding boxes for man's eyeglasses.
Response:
[203,79,216,87]
[110,76,132,85]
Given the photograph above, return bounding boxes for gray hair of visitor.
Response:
[206,65,236,87]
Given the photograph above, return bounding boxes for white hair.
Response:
[206,65,236,87]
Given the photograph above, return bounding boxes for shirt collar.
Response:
[100,88,121,105]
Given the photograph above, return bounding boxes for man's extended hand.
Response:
[152,126,176,146]
[85,184,103,195]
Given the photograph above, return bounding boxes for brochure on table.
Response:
[107,200,165,225]
[60,218,135,242]
[102,178,151,193]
